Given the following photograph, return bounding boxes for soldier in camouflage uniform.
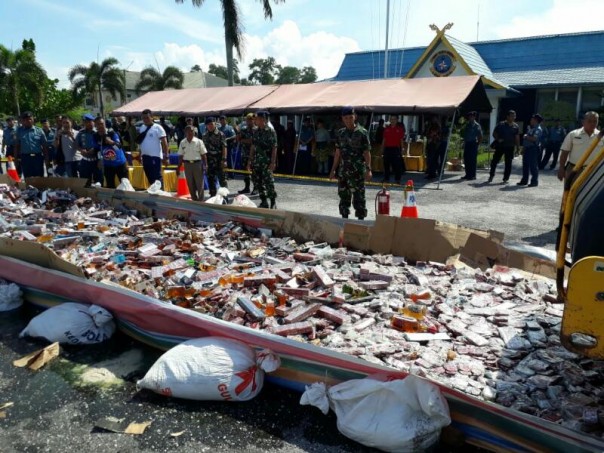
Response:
[201,117,227,197]
[248,111,277,209]
[329,106,372,220]
[237,113,257,194]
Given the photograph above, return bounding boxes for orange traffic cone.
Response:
[6,156,20,183]
[177,165,190,198]
[400,180,418,218]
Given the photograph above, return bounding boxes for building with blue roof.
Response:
[333,25,604,134]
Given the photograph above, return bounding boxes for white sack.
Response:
[300,375,451,452]
[0,282,23,312]
[20,303,116,344]
[231,194,257,208]
[137,337,280,402]
[206,187,229,205]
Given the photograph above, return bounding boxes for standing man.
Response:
[15,111,49,178]
[297,117,314,175]
[425,117,442,179]
[248,111,277,209]
[517,114,543,187]
[329,106,372,220]
[2,116,18,174]
[178,125,208,201]
[489,110,520,183]
[540,118,567,170]
[237,113,257,194]
[41,119,57,174]
[93,117,129,189]
[138,109,168,188]
[77,113,102,186]
[218,115,236,175]
[381,114,406,184]
[54,117,80,178]
[557,111,603,183]
[202,117,227,197]
[461,111,483,181]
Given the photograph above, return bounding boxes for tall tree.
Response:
[134,66,185,93]
[175,0,283,86]
[190,64,202,72]
[248,57,280,85]
[68,57,124,118]
[299,66,318,83]
[208,61,240,83]
[275,66,300,84]
[0,41,47,116]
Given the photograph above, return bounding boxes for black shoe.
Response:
[528,182,538,187]
[259,199,269,208]
[467,177,476,181]
[356,216,365,220]
[250,189,258,196]
[516,180,528,186]
[238,187,250,194]
[502,178,509,184]
[342,214,349,219]
[460,175,469,180]
[270,199,276,209]
[487,176,493,183]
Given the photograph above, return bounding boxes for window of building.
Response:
[536,89,556,113]
[581,87,604,113]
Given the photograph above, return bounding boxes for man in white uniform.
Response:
[178,125,208,201]
[138,109,168,188]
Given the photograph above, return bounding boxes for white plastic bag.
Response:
[205,187,229,205]
[146,180,172,197]
[116,178,135,192]
[231,194,257,208]
[300,375,450,452]
[20,303,116,345]
[0,282,23,312]
[137,337,280,401]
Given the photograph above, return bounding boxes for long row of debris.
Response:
[1,184,602,436]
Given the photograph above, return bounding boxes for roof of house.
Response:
[333,30,604,87]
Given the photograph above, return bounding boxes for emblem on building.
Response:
[430,50,456,77]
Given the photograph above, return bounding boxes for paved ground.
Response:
[0,159,558,452]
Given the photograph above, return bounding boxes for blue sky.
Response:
[1,0,603,87]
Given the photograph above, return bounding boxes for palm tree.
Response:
[134,66,185,94]
[175,0,283,86]
[0,44,47,116]
[68,57,124,118]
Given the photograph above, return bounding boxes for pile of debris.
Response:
[1,184,602,435]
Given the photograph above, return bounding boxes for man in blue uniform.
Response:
[15,111,49,178]
[517,114,543,187]
[489,110,520,183]
[41,119,57,174]
[540,118,566,170]
[77,113,103,186]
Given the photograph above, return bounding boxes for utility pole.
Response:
[384,0,390,78]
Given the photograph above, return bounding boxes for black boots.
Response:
[270,199,276,209]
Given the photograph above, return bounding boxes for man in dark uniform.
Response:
[41,119,57,174]
[237,113,257,194]
[248,111,277,209]
[77,113,103,186]
[2,116,18,174]
[517,113,543,187]
[489,110,520,183]
[15,111,49,178]
[461,111,483,180]
[329,106,372,220]
[202,117,227,197]
[540,118,566,170]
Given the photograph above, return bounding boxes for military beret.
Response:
[255,111,269,119]
[21,111,34,119]
[219,115,226,120]
[341,106,355,116]
[204,117,215,125]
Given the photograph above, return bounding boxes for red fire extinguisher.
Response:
[375,185,390,216]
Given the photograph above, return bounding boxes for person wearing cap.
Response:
[2,116,18,174]
[139,108,169,188]
[517,114,543,187]
[178,125,208,201]
[76,113,103,186]
[248,111,277,209]
[218,115,236,175]
[237,113,257,194]
[15,111,49,178]
[201,117,228,197]
[540,118,567,170]
[329,106,372,220]
[93,117,129,189]
[489,110,520,183]
[461,111,483,181]
[557,111,603,183]
[297,117,314,175]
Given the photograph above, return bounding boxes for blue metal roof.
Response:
[333,30,604,87]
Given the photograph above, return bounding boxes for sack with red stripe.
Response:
[137,337,280,401]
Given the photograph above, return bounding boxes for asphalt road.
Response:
[0,159,557,452]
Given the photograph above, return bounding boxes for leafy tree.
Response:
[275,66,300,84]
[190,64,202,72]
[0,41,48,116]
[134,66,185,93]
[175,0,283,86]
[208,61,240,83]
[299,66,318,83]
[36,78,83,121]
[21,39,36,53]
[248,57,281,85]
[68,57,124,118]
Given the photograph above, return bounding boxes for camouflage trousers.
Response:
[241,148,252,187]
[206,153,227,196]
[252,154,276,206]
[337,170,367,219]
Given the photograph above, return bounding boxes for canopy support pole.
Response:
[436,110,457,190]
